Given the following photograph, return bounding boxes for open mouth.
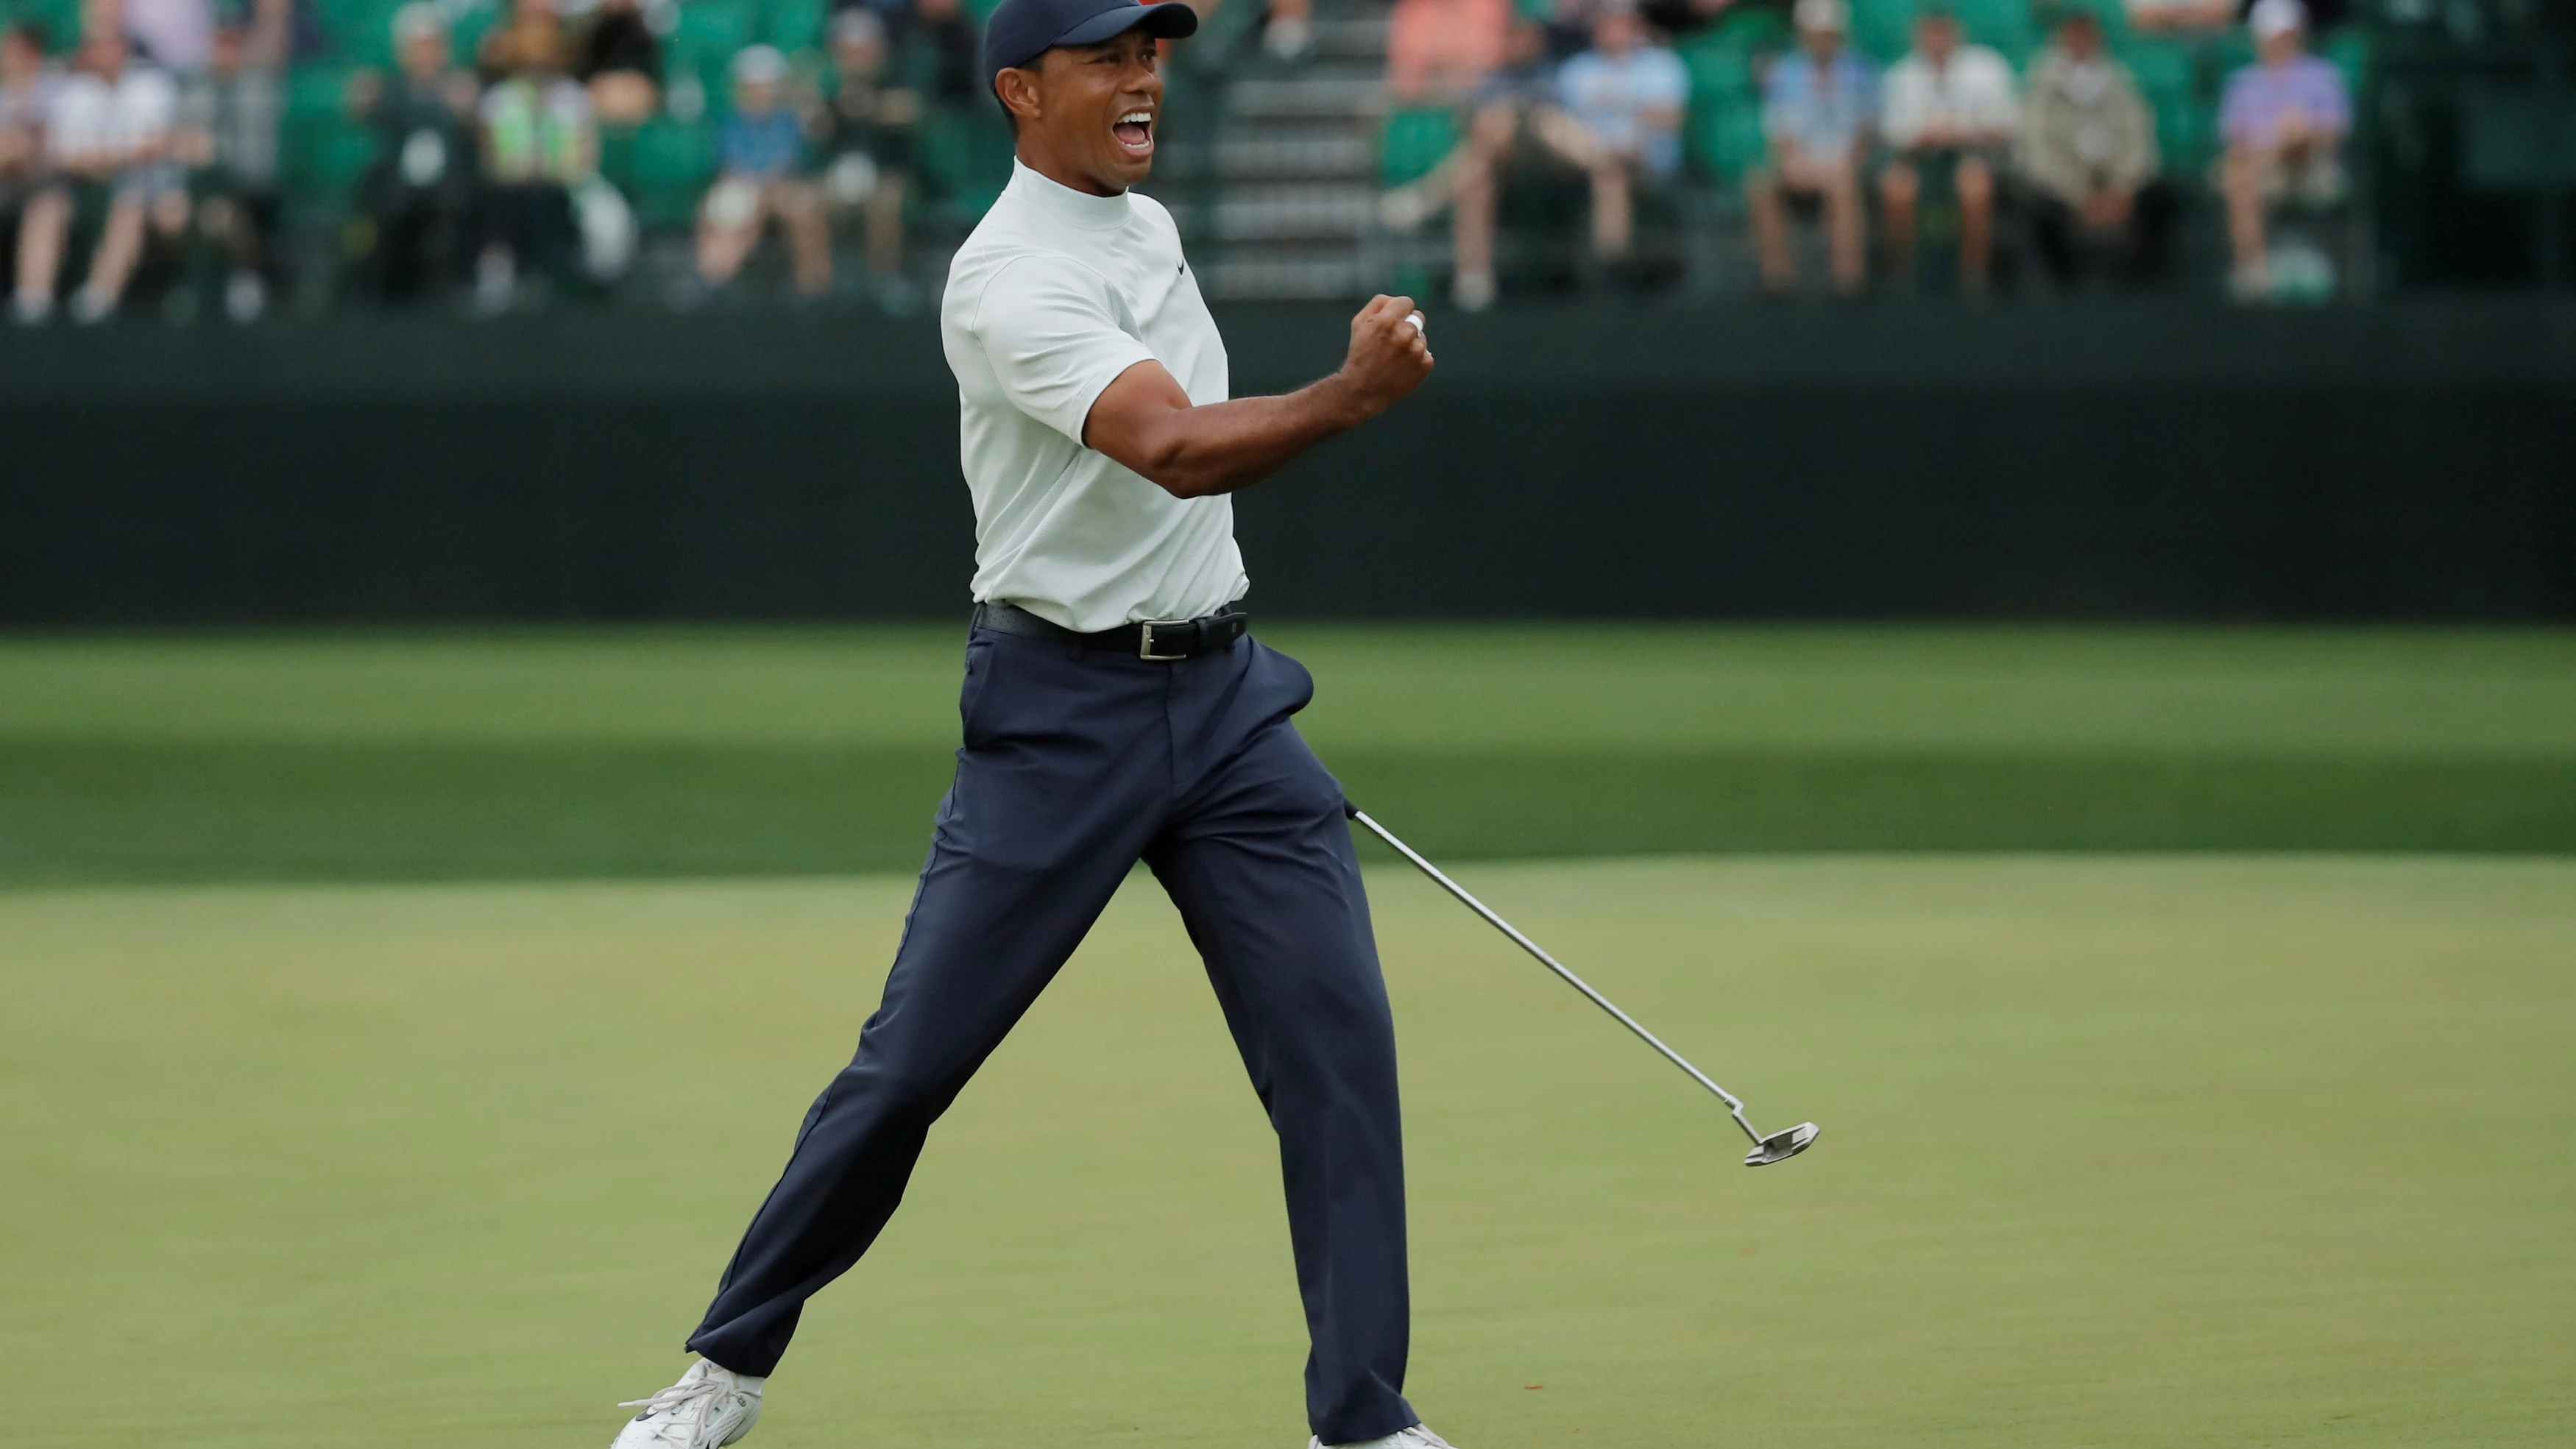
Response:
[1113,110,1155,155]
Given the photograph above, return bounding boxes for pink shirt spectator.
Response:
[1387,0,1510,102]
[2219,53,2349,149]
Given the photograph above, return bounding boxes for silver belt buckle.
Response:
[1137,618,1192,661]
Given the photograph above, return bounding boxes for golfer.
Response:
[606,0,1440,1445]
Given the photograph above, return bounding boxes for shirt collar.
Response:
[1008,159,1136,232]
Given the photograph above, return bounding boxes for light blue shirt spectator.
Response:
[2218,52,2348,150]
[1762,48,1878,160]
[1557,43,1690,176]
[719,107,805,178]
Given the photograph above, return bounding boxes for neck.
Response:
[1014,141,1124,198]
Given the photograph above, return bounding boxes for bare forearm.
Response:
[1109,372,1374,498]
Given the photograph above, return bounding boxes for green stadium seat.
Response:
[762,0,829,54]
[1850,0,1912,63]
[1952,0,2037,61]
[2121,38,2209,174]
[623,115,717,228]
[1379,105,1457,189]
[1681,40,1757,106]
[668,0,758,93]
[916,104,1013,222]
[1688,98,1767,183]
[283,113,376,204]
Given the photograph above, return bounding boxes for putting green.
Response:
[3,627,2572,884]
[5,856,2569,1447]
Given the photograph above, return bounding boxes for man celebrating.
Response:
[604,0,1440,1446]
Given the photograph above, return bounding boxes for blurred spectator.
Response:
[574,0,660,127]
[1377,0,1512,308]
[693,45,828,300]
[475,0,593,311]
[1747,0,1872,296]
[1386,0,1510,104]
[1262,0,1314,63]
[2218,0,2346,300]
[175,0,285,320]
[2124,0,2232,35]
[478,0,572,82]
[13,24,183,324]
[0,23,57,280]
[1549,0,1688,274]
[2017,7,2174,288]
[125,0,215,74]
[899,0,982,108]
[818,8,918,303]
[1876,2,2014,292]
[352,1,480,303]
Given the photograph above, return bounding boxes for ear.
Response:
[994,63,1042,129]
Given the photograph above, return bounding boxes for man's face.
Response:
[1593,7,1640,56]
[399,29,448,76]
[79,31,124,77]
[1800,22,1841,60]
[736,75,777,114]
[1007,28,1163,193]
[1916,14,1958,60]
[210,26,244,73]
[834,33,884,79]
[2059,15,2101,60]
[2257,26,2300,64]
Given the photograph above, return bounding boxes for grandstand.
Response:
[0,0,2552,305]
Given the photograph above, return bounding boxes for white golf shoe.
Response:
[1311,1425,1459,1449]
[609,1358,764,1448]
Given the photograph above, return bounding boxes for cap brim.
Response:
[1052,0,1199,50]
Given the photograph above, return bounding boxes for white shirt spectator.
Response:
[1880,43,2018,149]
[1556,43,1691,173]
[44,66,178,167]
[940,160,1247,634]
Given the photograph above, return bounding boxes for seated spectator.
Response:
[1374,0,1526,310]
[898,0,983,111]
[12,25,183,325]
[350,1,480,304]
[1386,0,1511,105]
[575,0,660,127]
[2218,0,2346,300]
[479,0,571,82]
[0,22,57,282]
[1262,0,1314,64]
[176,0,285,321]
[2125,0,2234,35]
[1746,0,1873,297]
[2017,7,2176,288]
[476,0,593,311]
[1549,0,1689,274]
[818,8,919,305]
[1876,2,2015,292]
[693,44,828,301]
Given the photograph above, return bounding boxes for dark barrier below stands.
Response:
[4,300,2573,624]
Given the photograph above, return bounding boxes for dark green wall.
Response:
[4,301,2572,623]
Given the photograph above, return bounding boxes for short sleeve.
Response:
[972,253,1158,446]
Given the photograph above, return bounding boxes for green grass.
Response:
[2,627,2572,883]
[4,857,2571,1446]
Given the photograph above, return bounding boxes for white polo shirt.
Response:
[941,159,1248,634]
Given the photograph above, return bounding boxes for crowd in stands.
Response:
[0,0,2360,322]
[1375,0,2356,304]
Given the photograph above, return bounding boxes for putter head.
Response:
[1743,1122,1819,1167]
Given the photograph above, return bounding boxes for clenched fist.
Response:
[1333,294,1435,419]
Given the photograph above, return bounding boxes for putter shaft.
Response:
[1347,807,1767,1149]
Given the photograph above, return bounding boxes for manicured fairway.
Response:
[3,626,2573,883]
[4,857,2569,1448]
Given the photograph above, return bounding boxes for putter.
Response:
[1347,805,1819,1167]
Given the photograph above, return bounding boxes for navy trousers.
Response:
[686,621,1418,1445]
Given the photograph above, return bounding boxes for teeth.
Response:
[1119,111,1153,125]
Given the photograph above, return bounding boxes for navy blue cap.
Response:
[982,0,1199,91]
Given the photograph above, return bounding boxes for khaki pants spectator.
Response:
[697,174,829,297]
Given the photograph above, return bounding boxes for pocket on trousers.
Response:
[957,637,996,746]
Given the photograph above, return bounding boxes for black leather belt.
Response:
[973,600,1250,660]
